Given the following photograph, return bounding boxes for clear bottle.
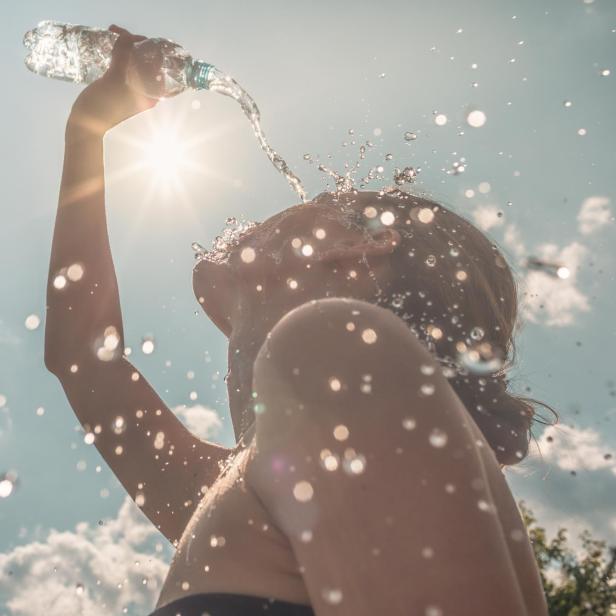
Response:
[23,20,217,99]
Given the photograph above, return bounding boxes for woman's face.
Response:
[192,191,399,337]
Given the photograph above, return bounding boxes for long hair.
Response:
[341,189,558,466]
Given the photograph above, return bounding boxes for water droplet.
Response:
[361,328,378,344]
[322,588,343,605]
[112,415,126,435]
[53,274,67,290]
[429,429,448,448]
[417,208,434,224]
[314,228,326,239]
[141,337,155,355]
[343,452,366,475]
[563,100,572,108]
[420,383,436,396]
[333,424,349,441]
[402,417,417,430]
[67,263,84,282]
[209,534,226,547]
[363,206,378,219]
[25,314,40,331]
[385,153,393,160]
[434,114,448,126]
[301,244,314,257]
[300,529,313,542]
[379,210,396,226]
[379,72,386,78]
[578,128,587,136]
[425,254,437,267]
[470,326,484,341]
[429,326,443,340]
[154,431,165,450]
[329,377,342,392]
[320,449,340,471]
[458,342,504,375]
[393,166,418,185]
[75,583,84,596]
[601,68,611,77]
[404,131,417,141]
[287,278,298,290]
[466,109,487,128]
[456,270,468,281]
[556,266,570,279]
[477,499,494,512]
[303,153,312,160]
[0,473,17,498]
[420,364,435,376]
[240,247,256,263]
[293,480,314,502]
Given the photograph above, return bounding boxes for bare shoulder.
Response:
[250,297,457,452]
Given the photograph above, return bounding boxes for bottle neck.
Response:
[189,60,215,90]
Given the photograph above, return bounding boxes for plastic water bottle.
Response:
[23,20,216,99]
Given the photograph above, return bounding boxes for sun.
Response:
[143,128,189,181]
[107,101,237,211]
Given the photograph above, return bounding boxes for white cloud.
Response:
[502,223,526,258]
[577,196,612,235]
[535,423,616,473]
[472,205,504,231]
[519,241,590,326]
[173,404,223,440]
[0,498,171,616]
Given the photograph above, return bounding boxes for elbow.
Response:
[44,345,62,377]
[44,325,68,377]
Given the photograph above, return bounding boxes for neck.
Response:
[227,312,276,441]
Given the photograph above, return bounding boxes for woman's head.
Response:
[193,189,557,463]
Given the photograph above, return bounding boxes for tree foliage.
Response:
[519,501,616,615]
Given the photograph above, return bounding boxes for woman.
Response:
[44,25,554,616]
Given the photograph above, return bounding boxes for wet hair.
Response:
[341,189,559,467]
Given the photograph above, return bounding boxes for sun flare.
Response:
[143,128,188,180]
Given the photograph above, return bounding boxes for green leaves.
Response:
[519,500,616,615]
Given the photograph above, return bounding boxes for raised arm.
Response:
[44,26,232,546]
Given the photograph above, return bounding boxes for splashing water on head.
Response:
[193,216,260,264]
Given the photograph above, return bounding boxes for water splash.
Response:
[206,68,307,202]
[193,217,260,264]
[393,166,419,185]
[317,164,355,193]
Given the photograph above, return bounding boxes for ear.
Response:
[317,228,401,263]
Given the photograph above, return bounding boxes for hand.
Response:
[68,25,159,138]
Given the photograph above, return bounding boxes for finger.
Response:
[108,33,135,77]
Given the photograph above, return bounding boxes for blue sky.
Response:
[1,0,615,613]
